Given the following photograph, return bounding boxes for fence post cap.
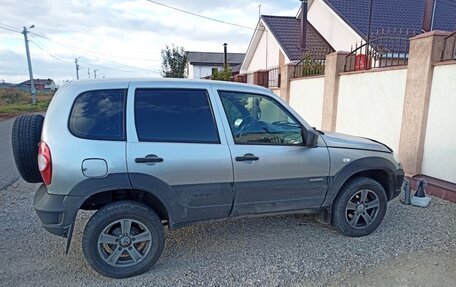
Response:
[330,51,351,56]
[411,30,453,40]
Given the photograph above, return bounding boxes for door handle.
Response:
[135,154,164,163]
[235,153,259,162]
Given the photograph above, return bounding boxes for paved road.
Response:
[0,118,18,190]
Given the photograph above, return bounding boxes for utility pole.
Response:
[94,69,98,79]
[22,25,36,104]
[87,68,90,79]
[74,58,80,80]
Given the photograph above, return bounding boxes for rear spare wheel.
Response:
[11,114,44,183]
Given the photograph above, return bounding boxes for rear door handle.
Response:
[235,153,259,162]
[135,154,164,163]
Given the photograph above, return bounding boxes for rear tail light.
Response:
[38,142,52,185]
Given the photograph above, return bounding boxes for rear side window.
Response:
[134,89,220,143]
[69,89,126,141]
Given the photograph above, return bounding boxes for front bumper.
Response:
[33,184,81,237]
[391,167,405,200]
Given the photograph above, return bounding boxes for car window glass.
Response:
[69,89,126,141]
[219,91,303,145]
[135,89,219,143]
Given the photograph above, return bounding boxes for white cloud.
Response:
[0,0,299,83]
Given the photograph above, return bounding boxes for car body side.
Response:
[34,79,403,240]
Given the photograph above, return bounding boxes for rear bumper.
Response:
[33,184,81,237]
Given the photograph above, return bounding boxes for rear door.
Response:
[126,82,234,225]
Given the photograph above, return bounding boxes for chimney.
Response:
[422,0,435,32]
[223,43,228,69]
[300,0,308,51]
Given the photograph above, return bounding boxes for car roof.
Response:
[63,77,271,93]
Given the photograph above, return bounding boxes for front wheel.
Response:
[82,201,164,278]
[331,177,387,237]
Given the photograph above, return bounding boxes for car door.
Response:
[126,82,234,225]
[215,89,330,216]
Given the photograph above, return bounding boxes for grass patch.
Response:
[0,89,53,113]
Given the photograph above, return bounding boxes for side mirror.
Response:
[304,129,319,147]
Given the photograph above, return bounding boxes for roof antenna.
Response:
[258,4,261,20]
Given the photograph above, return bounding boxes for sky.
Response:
[0,0,299,84]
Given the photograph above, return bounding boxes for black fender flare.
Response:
[62,173,179,253]
[322,156,398,207]
[67,173,178,224]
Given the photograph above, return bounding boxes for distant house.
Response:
[187,51,245,79]
[0,81,16,89]
[241,0,456,73]
[16,78,57,92]
[241,14,334,73]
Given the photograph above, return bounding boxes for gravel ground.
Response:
[0,180,455,287]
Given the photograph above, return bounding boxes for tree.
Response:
[212,65,232,81]
[160,45,188,78]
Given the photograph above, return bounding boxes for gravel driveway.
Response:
[0,180,455,287]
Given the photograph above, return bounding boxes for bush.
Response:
[0,89,30,105]
[0,88,54,113]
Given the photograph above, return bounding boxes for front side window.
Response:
[69,89,126,140]
[135,89,219,143]
[219,91,303,145]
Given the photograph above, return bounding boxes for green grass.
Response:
[0,100,50,113]
[0,88,53,114]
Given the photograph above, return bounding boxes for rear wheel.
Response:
[82,201,164,278]
[11,114,44,183]
[331,177,387,237]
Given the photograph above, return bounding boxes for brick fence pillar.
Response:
[398,31,450,176]
[253,70,268,88]
[280,63,295,103]
[321,51,349,132]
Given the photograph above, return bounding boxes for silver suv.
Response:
[12,79,404,278]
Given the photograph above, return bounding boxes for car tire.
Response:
[11,114,44,183]
[82,201,164,278]
[331,177,387,237]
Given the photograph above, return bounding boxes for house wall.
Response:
[246,29,288,72]
[308,0,362,51]
[271,88,280,98]
[188,64,194,78]
[288,76,325,129]
[189,65,221,79]
[336,68,407,152]
[421,64,456,183]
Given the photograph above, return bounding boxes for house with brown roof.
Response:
[241,12,334,73]
[16,78,57,92]
[241,0,456,73]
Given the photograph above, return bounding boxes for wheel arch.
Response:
[67,173,176,227]
[79,189,171,224]
[323,156,397,208]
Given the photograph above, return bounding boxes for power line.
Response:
[30,31,160,62]
[0,25,22,34]
[143,0,255,30]
[28,38,72,63]
[0,22,21,30]
[28,32,161,73]
[26,32,160,77]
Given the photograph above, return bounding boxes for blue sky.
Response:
[0,0,299,84]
